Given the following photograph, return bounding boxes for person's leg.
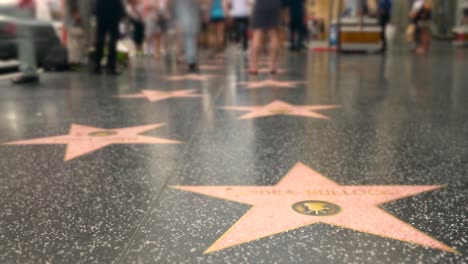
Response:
[422,28,431,53]
[145,35,152,55]
[185,33,194,64]
[13,9,38,83]
[79,0,92,64]
[379,14,389,52]
[216,21,225,52]
[106,21,119,72]
[94,20,106,72]
[241,18,249,51]
[249,29,263,72]
[154,33,161,60]
[415,26,421,50]
[233,18,241,44]
[268,28,279,72]
[174,25,185,63]
[208,22,216,52]
[66,23,80,65]
[298,21,306,50]
[185,32,198,71]
[290,20,298,50]
[415,26,429,54]
[160,32,166,58]
[135,21,144,53]
[131,21,138,52]
[380,22,386,52]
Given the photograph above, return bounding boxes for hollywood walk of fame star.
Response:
[239,79,305,89]
[2,124,181,161]
[166,74,218,82]
[116,89,201,102]
[221,100,340,120]
[171,162,457,254]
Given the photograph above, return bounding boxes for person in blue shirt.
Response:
[208,0,228,57]
[378,0,392,53]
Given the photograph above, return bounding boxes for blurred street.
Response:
[0,0,467,263]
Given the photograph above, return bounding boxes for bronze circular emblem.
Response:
[88,130,118,137]
[292,200,341,216]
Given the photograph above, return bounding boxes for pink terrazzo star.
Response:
[3,124,181,161]
[172,162,457,254]
[221,100,340,120]
[116,89,201,102]
[239,79,304,89]
[166,74,217,81]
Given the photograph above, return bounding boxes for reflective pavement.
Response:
[0,45,467,263]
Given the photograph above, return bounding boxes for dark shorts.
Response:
[251,7,281,30]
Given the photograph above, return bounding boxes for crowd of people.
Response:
[81,0,309,75]
[7,0,434,84]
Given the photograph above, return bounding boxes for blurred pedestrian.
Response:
[172,0,202,72]
[12,0,39,84]
[145,0,170,60]
[226,0,251,52]
[411,0,432,55]
[249,0,283,74]
[93,0,125,75]
[377,0,392,53]
[126,0,145,56]
[65,0,93,67]
[208,0,228,57]
[286,0,307,52]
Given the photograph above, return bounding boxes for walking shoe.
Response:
[188,63,199,73]
[106,68,122,75]
[12,75,39,84]
[91,66,102,75]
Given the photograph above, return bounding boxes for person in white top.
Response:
[127,0,145,55]
[410,0,432,54]
[226,0,252,51]
[145,0,170,60]
[411,0,425,13]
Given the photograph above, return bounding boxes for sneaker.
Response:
[91,66,102,75]
[188,63,199,73]
[106,68,122,75]
[12,74,39,84]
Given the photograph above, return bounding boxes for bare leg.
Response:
[159,33,169,57]
[249,30,263,72]
[216,22,225,53]
[209,23,216,55]
[416,28,430,55]
[422,29,431,53]
[154,34,161,60]
[268,29,279,72]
